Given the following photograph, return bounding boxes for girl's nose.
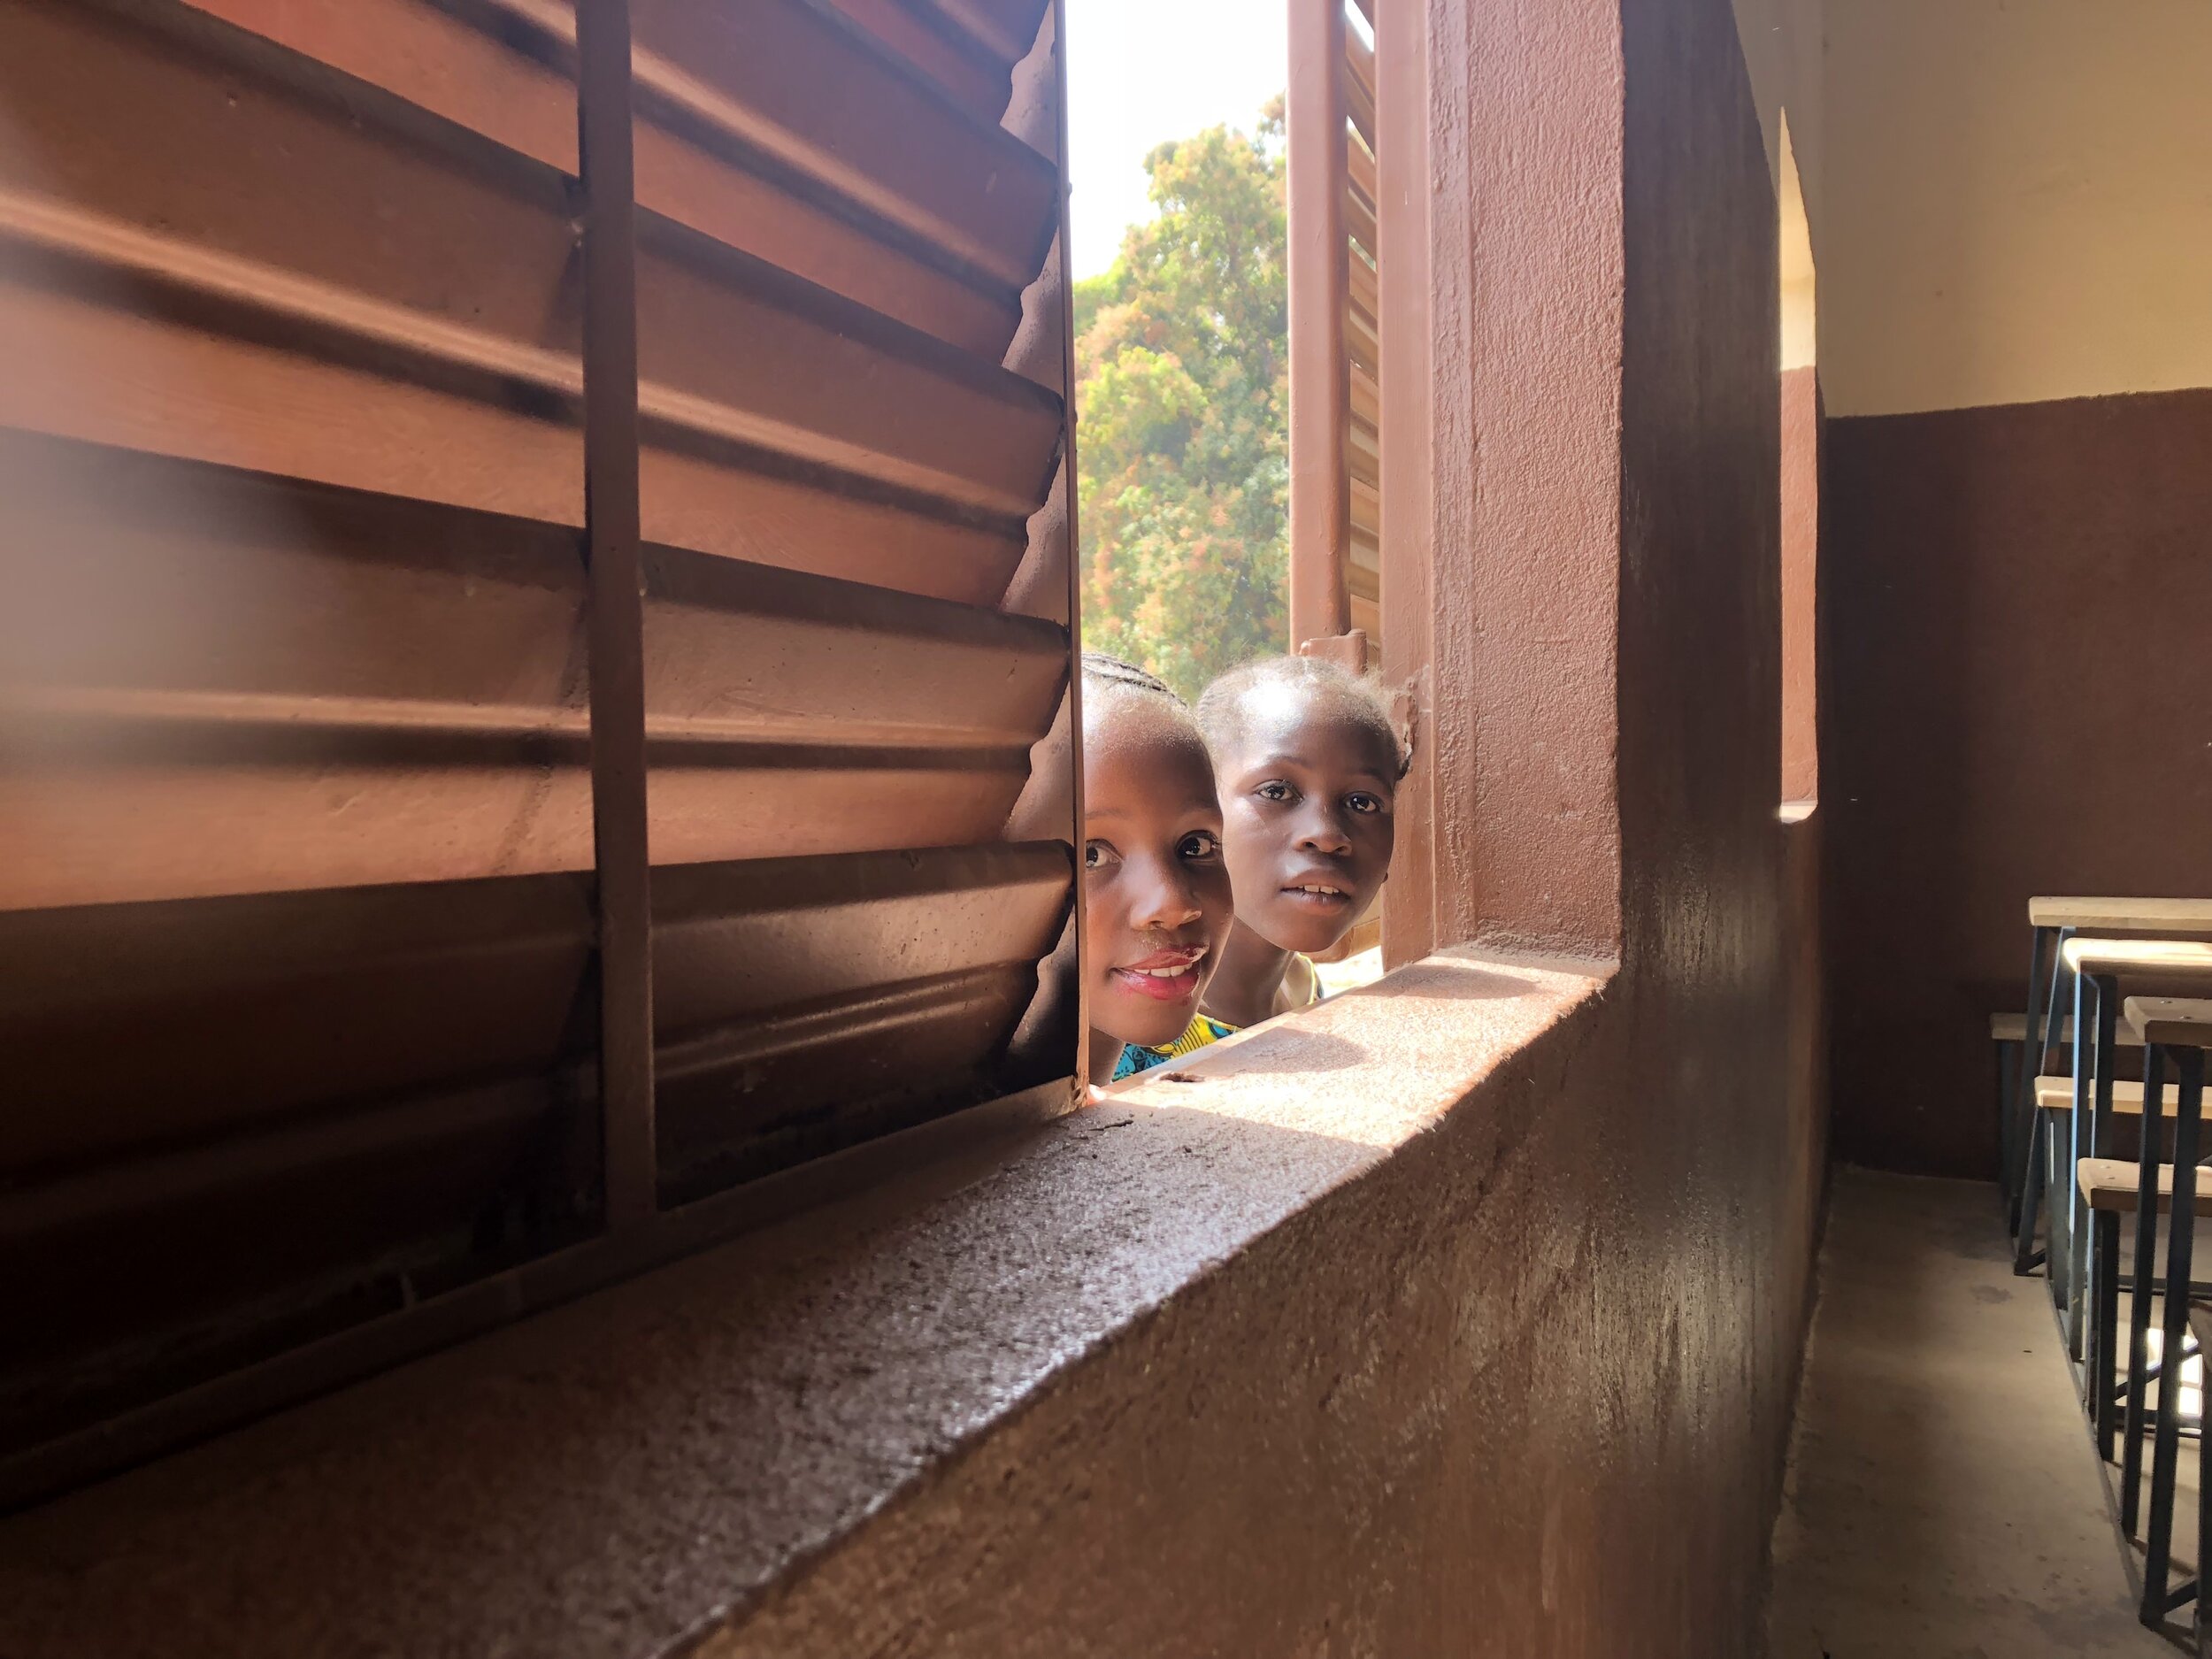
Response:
[1131,856,1203,932]
[1295,808,1353,856]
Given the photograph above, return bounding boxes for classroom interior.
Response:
[0,0,2208,1654]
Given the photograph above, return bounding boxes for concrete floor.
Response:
[1767,1167,2192,1658]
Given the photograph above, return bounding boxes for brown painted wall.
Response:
[1824,387,2212,1175]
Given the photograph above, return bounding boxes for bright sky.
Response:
[1063,0,1288,280]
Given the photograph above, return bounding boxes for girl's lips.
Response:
[1279,880,1353,909]
[1110,964,1204,1002]
[1109,947,1207,1003]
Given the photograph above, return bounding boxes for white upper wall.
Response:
[1732,0,2212,417]
[1730,0,1825,235]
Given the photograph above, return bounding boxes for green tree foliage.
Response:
[1075,107,1287,702]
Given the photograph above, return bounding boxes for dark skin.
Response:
[1080,690,1235,1086]
[1200,681,1399,1031]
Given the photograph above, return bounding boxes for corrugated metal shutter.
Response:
[0,0,1075,1502]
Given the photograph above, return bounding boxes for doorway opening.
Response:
[1779,111,1819,810]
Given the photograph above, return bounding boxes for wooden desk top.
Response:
[2059,937,2212,982]
[2124,997,2212,1050]
[2030,896,2212,931]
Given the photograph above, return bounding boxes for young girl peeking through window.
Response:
[1113,655,1405,1079]
[1077,654,1236,1087]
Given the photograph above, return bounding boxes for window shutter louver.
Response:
[0,0,1078,1505]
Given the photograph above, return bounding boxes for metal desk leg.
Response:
[2096,1209,2124,1457]
[2124,1045,2170,1534]
[2143,1047,2204,1627]
[2009,924,2055,1230]
[2001,1037,2021,1216]
[2016,926,2065,1263]
[2017,1104,2054,1277]
[2077,978,2121,1391]
[2063,966,2092,1345]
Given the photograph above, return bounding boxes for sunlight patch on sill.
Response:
[1102,949,1612,1150]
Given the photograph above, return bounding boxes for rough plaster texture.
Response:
[1436,0,1624,956]
[1613,0,1824,1636]
[1,955,1601,1655]
[1824,388,2212,1177]
[0,0,1827,1651]
[3,922,1818,1656]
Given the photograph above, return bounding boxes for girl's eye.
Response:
[1084,840,1119,871]
[1178,830,1222,861]
[1346,792,1385,815]
[1255,780,1296,803]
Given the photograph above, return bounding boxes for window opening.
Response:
[1065,0,1293,700]
[1779,111,1819,808]
[1064,0,1394,1006]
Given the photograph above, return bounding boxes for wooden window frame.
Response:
[1286,0,1436,966]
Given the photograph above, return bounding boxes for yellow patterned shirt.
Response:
[1113,1014,1240,1080]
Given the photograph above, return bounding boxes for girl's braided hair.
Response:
[1080,651,1181,703]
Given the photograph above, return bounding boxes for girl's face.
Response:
[1215,683,1398,956]
[1082,692,1234,1052]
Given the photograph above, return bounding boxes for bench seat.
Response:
[2061,938,2212,990]
[2034,1077,2168,1115]
[2078,1157,2212,1213]
[1992,1011,2143,1046]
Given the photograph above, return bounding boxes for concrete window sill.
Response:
[1,949,1613,1659]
